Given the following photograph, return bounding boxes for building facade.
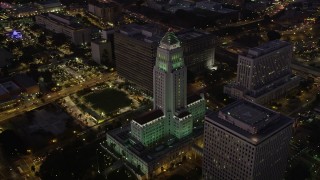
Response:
[224,40,300,104]
[91,39,112,65]
[203,100,293,180]
[176,29,215,72]
[0,48,12,71]
[0,74,39,103]
[114,24,215,93]
[35,13,91,45]
[213,0,245,6]
[106,32,206,179]
[10,0,64,18]
[114,24,162,94]
[88,1,121,24]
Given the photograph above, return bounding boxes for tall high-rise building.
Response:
[106,32,206,179]
[114,24,215,94]
[203,100,293,180]
[153,32,187,112]
[176,29,215,72]
[114,24,162,94]
[224,40,300,104]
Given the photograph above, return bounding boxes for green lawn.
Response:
[84,89,132,113]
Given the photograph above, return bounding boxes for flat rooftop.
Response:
[206,100,293,145]
[48,12,72,21]
[134,109,164,125]
[15,5,37,12]
[176,111,191,118]
[40,13,87,29]
[118,24,165,43]
[36,0,61,6]
[107,124,203,164]
[13,74,37,88]
[195,1,237,13]
[187,94,202,104]
[176,29,210,41]
[0,85,9,95]
[92,39,107,44]
[220,100,276,126]
[246,40,291,58]
[90,1,118,8]
[118,24,213,44]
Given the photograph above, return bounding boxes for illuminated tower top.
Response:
[153,31,187,113]
[159,31,181,50]
[156,31,185,73]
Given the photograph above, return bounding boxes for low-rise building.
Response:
[0,74,39,103]
[13,74,39,94]
[91,39,112,65]
[35,0,64,13]
[0,81,20,101]
[35,13,91,45]
[10,0,64,18]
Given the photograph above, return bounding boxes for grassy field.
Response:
[84,88,132,113]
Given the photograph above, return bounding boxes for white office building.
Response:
[35,13,91,45]
[203,100,293,180]
[91,39,110,64]
[224,40,300,104]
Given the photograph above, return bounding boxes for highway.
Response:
[0,73,115,122]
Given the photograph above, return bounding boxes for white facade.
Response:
[91,40,108,64]
[172,112,193,139]
[131,111,166,146]
[203,101,293,180]
[187,95,206,123]
[130,32,199,143]
[153,34,187,113]
[152,32,190,138]
[237,40,292,91]
[224,40,300,104]
[35,13,91,45]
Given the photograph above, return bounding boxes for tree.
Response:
[187,70,195,83]
[286,161,311,180]
[30,24,41,32]
[136,0,145,6]
[0,34,6,42]
[31,165,36,172]
[39,140,96,179]
[38,34,47,45]
[267,30,281,41]
[59,0,72,6]
[52,33,67,47]
[263,15,271,23]
[28,63,40,80]
[0,130,27,158]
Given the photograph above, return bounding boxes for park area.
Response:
[83,88,132,113]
